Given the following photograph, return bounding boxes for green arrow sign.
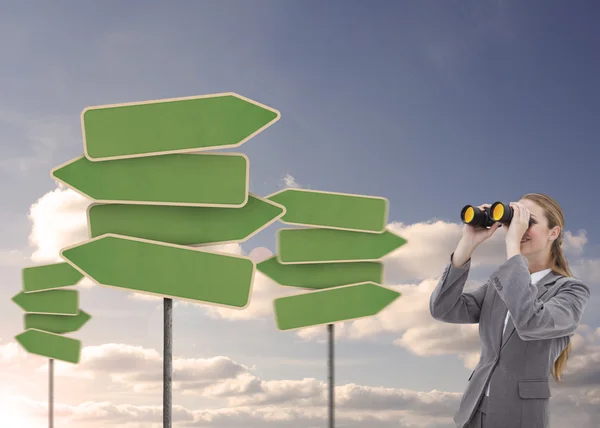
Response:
[87,194,285,245]
[22,262,83,293]
[15,329,81,364]
[24,310,91,334]
[267,189,388,232]
[258,256,382,289]
[51,153,248,207]
[277,228,407,264]
[12,290,78,315]
[81,92,280,161]
[273,282,400,330]
[60,234,255,308]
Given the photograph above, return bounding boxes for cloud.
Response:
[0,339,28,365]
[5,338,599,427]
[4,375,599,428]
[53,343,249,394]
[280,173,301,189]
[557,326,600,387]
[563,229,588,255]
[27,185,90,263]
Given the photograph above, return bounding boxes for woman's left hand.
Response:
[505,202,531,247]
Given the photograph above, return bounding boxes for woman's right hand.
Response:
[461,204,503,247]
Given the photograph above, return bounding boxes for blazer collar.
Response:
[535,270,561,300]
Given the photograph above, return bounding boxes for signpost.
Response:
[277,228,406,264]
[257,257,383,289]
[267,188,388,232]
[46,92,282,428]
[81,92,280,160]
[14,262,91,428]
[61,234,255,308]
[15,329,82,364]
[12,290,78,315]
[273,282,400,330]
[258,189,406,428]
[87,193,283,245]
[51,153,249,207]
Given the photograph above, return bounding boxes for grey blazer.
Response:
[430,253,590,428]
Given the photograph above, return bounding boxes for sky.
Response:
[1,0,599,427]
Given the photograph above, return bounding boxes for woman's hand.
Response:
[461,203,503,247]
[504,202,531,255]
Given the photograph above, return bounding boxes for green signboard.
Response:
[22,262,83,293]
[87,194,285,245]
[273,282,401,330]
[277,228,407,264]
[15,329,81,364]
[61,234,255,308]
[12,290,78,315]
[25,310,91,334]
[52,153,249,207]
[81,92,280,161]
[14,262,90,364]
[258,257,382,289]
[267,188,388,232]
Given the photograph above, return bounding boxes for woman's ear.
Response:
[550,226,561,241]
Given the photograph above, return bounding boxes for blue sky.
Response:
[0,1,599,427]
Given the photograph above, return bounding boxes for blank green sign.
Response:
[25,310,91,334]
[22,262,83,292]
[267,189,388,232]
[61,234,254,308]
[52,153,248,206]
[16,329,81,364]
[88,195,284,245]
[274,282,400,330]
[277,228,407,264]
[12,290,78,315]
[82,93,280,160]
[258,256,383,289]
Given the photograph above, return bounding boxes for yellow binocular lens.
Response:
[460,204,494,228]
[461,201,533,228]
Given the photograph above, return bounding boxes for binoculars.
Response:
[461,202,534,228]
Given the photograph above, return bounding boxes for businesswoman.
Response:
[429,193,590,428]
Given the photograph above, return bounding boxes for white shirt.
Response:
[485,268,552,396]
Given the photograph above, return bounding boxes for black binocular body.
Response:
[461,202,534,228]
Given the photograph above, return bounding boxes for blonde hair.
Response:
[520,193,572,382]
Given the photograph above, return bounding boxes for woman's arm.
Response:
[429,238,488,323]
[489,254,590,340]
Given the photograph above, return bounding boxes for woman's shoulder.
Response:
[553,273,591,296]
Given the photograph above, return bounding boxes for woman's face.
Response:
[517,199,559,256]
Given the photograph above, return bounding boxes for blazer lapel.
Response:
[499,271,561,350]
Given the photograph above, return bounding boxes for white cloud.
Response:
[4,338,599,427]
[51,343,249,394]
[3,377,599,428]
[563,229,588,255]
[28,185,90,263]
[0,339,27,365]
[281,174,301,189]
